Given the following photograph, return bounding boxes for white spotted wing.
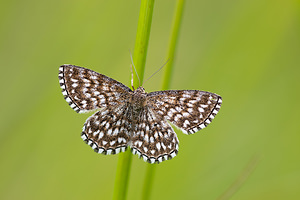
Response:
[59,65,222,163]
[58,64,132,113]
[147,90,222,134]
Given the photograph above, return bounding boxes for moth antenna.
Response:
[130,64,135,91]
[129,50,141,87]
[142,58,170,86]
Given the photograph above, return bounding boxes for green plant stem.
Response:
[161,0,185,90]
[141,1,185,200]
[113,150,132,200]
[113,1,155,200]
[133,0,155,87]
[141,164,156,200]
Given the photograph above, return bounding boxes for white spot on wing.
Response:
[113,128,119,135]
[170,151,176,158]
[199,124,205,129]
[98,148,104,154]
[81,134,87,140]
[115,148,120,154]
[132,148,137,154]
[158,157,163,163]
[198,107,204,113]
[150,136,154,143]
[138,141,142,147]
[93,130,100,136]
[98,132,104,139]
[65,97,72,103]
[161,142,166,150]
[143,147,148,152]
[144,134,149,143]
[106,149,112,155]
[143,155,148,162]
[156,143,161,151]
[182,112,189,117]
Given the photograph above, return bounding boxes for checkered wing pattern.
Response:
[147,90,222,134]
[59,64,223,164]
[130,108,179,164]
[58,64,132,113]
[81,104,132,155]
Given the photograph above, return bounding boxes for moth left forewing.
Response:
[147,90,222,134]
[58,64,132,113]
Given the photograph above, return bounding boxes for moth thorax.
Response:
[134,86,146,94]
[132,86,147,109]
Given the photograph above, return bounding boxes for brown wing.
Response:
[147,90,222,134]
[130,107,179,164]
[58,64,132,113]
[81,103,132,155]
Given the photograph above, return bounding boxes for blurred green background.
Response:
[0,0,299,199]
